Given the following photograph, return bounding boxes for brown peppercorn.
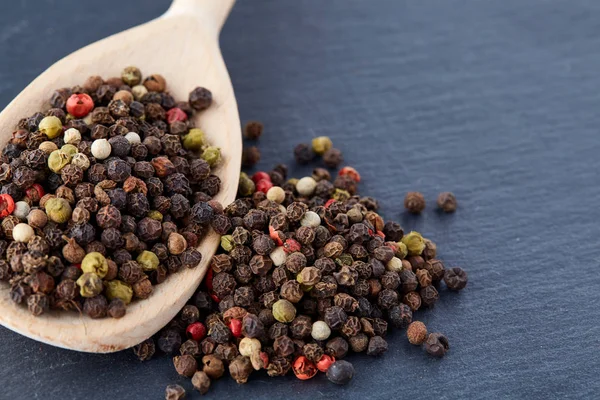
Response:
[437,192,457,213]
[143,74,166,92]
[229,356,253,384]
[173,354,198,377]
[323,148,343,168]
[132,338,155,361]
[444,267,468,291]
[424,259,445,282]
[420,285,439,307]
[407,321,428,345]
[349,333,369,353]
[242,146,261,167]
[403,291,422,311]
[424,333,449,357]
[415,268,432,287]
[133,278,153,299]
[83,295,108,319]
[202,354,225,379]
[326,337,349,359]
[243,121,263,140]
[366,335,388,356]
[107,298,126,318]
[191,370,211,394]
[165,384,186,400]
[27,293,49,316]
[189,87,212,111]
[274,335,295,357]
[303,343,324,363]
[404,191,426,214]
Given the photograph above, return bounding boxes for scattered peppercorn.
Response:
[437,191,457,213]
[404,191,426,214]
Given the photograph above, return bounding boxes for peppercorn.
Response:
[424,332,449,357]
[202,354,225,379]
[444,267,468,291]
[242,146,261,167]
[322,148,343,168]
[164,384,186,400]
[326,360,354,385]
[272,299,296,323]
[189,87,212,110]
[326,337,349,359]
[404,191,426,214]
[173,355,198,378]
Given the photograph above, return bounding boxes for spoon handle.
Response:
[165,0,236,34]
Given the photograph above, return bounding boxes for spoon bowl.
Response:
[0,0,240,352]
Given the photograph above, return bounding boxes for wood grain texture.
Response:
[0,0,240,352]
[1,0,600,399]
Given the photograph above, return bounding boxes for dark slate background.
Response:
[1,0,599,399]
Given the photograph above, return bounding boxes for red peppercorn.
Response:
[339,166,361,183]
[228,319,242,338]
[66,93,94,118]
[259,351,269,369]
[255,179,273,194]
[283,238,301,254]
[252,171,271,184]
[292,356,318,380]
[325,199,336,208]
[0,194,15,218]
[316,354,335,372]
[166,107,188,124]
[186,322,207,341]
[376,231,386,239]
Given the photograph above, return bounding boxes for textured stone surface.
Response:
[1,0,600,399]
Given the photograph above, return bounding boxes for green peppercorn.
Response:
[60,144,78,158]
[182,128,205,151]
[137,250,159,271]
[104,280,133,304]
[238,176,255,197]
[272,299,296,323]
[76,272,103,298]
[220,235,234,252]
[48,150,71,173]
[396,241,408,259]
[38,116,63,139]
[147,210,163,221]
[311,136,333,155]
[81,252,109,278]
[45,197,72,223]
[401,231,425,256]
[201,146,221,167]
[332,189,351,202]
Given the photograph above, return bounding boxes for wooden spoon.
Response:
[0,0,240,352]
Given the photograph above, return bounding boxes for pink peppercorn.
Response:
[186,322,207,341]
[255,180,273,194]
[324,199,336,208]
[66,93,94,118]
[269,226,284,246]
[316,354,335,372]
[292,356,318,380]
[338,166,361,182]
[166,107,188,124]
[252,171,271,184]
[0,194,15,218]
[283,238,301,253]
[228,319,242,338]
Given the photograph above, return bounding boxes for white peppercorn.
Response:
[71,153,90,170]
[13,223,35,243]
[266,186,285,204]
[296,177,317,196]
[311,320,331,341]
[300,210,321,228]
[238,337,261,357]
[124,132,141,144]
[91,139,111,160]
[38,141,58,154]
[63,128,82,145]
[132,85,148,100]
[269,246,287,267]
[386,257,403,272]
[13,201,30,221]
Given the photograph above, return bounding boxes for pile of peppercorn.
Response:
[0,67,223,318]
[134,135,468,397]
